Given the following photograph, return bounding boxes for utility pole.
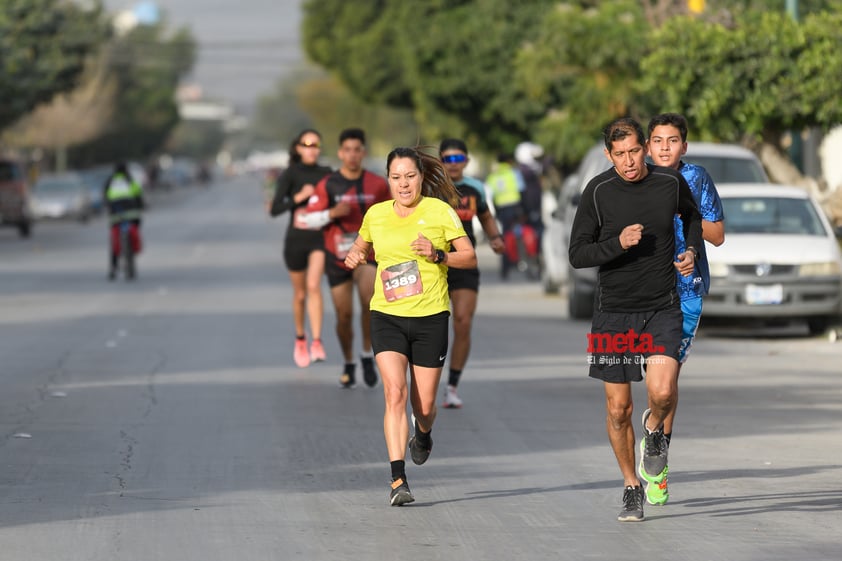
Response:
[786,0,804,173]
[786,0,821,179]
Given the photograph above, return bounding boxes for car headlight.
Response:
[708,261,729,278]
[798,261,842,277]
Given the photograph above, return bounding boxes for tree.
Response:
[251,66,324,148]
[0,0,108,132]
[70,19,196,166]
[516,0,842,167]
[249,64,419,157]
[303,0,842,173]
[2,55,117,170]
[515,1,649,164]
[636,9,842,186]
[303,0,412,108]
[302,0,554,154]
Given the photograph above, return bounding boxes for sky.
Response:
[103,0,306,113]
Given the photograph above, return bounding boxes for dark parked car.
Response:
[0,158,33,237]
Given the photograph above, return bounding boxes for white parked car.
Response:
[544,142,769,318]
[704,184,842,334]
[30,172,93,223]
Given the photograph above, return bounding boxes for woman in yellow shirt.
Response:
[344,147,477,506]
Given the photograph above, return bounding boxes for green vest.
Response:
[486,163,521,207]
[106,174,143,223]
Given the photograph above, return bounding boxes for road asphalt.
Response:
[0,175,840,560]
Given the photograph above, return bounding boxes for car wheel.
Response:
[568,277,594,320]
[18,220,31,238]
[542,269,560,295]
[806,316,831,336]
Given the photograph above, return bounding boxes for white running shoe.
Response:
[443,385,463,408]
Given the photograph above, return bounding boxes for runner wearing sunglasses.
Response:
[438,139,505,408]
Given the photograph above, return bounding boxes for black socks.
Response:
[390,460,406,481]
[414,419,432,448]
[447,368,462,387]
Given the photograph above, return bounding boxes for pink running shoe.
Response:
[310,339,326,363]
[294,338,310,368]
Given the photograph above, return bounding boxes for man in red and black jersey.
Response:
[302,128,391,388]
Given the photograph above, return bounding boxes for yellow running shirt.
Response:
[360,196,466,317]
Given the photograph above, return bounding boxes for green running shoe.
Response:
[643,464,669,505]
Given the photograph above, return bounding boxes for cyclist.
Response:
[104,162,145,280]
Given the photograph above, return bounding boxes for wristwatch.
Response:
[433,249,446,264]
[686,246,699,259]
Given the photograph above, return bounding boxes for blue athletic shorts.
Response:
[678,296,703,364]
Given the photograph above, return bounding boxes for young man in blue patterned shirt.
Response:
[643,112,725,506]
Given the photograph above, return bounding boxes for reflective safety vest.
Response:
[106,174,143,223]
[486,163,522,207]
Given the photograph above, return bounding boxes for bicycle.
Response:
[110,220,140,280]
[503,222,541,280]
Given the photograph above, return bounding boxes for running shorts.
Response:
[283,230,324,272]
[326,258,375,288]
[678,296,703,364]
[370,310,450,368]
[447,267,480,292]
[587,305,683,383]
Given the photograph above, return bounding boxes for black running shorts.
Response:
[447,267,480,292]
[370,310,450,368]
[325,258,376,288]
[587,305,683,383]
[283,230,324,272]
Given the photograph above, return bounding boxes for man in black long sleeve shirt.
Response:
[568,118,702,522]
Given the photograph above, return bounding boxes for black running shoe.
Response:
[339,363,356,389]
[639,408,669,479]
[389,477,415,506]
[408,418,432,466]
[617,485,645,522]
[361,356,378,388]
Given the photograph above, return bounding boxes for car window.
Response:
[569,146,612,207]
[36,179,80,192]
[722,197,827,236]
[682,155,767,183]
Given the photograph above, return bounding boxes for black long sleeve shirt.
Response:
[568,164,702,313]
[270,162,332,243]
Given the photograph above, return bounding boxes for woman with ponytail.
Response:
[344,146,476,506]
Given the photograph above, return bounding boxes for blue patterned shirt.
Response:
[675,162,724,300]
